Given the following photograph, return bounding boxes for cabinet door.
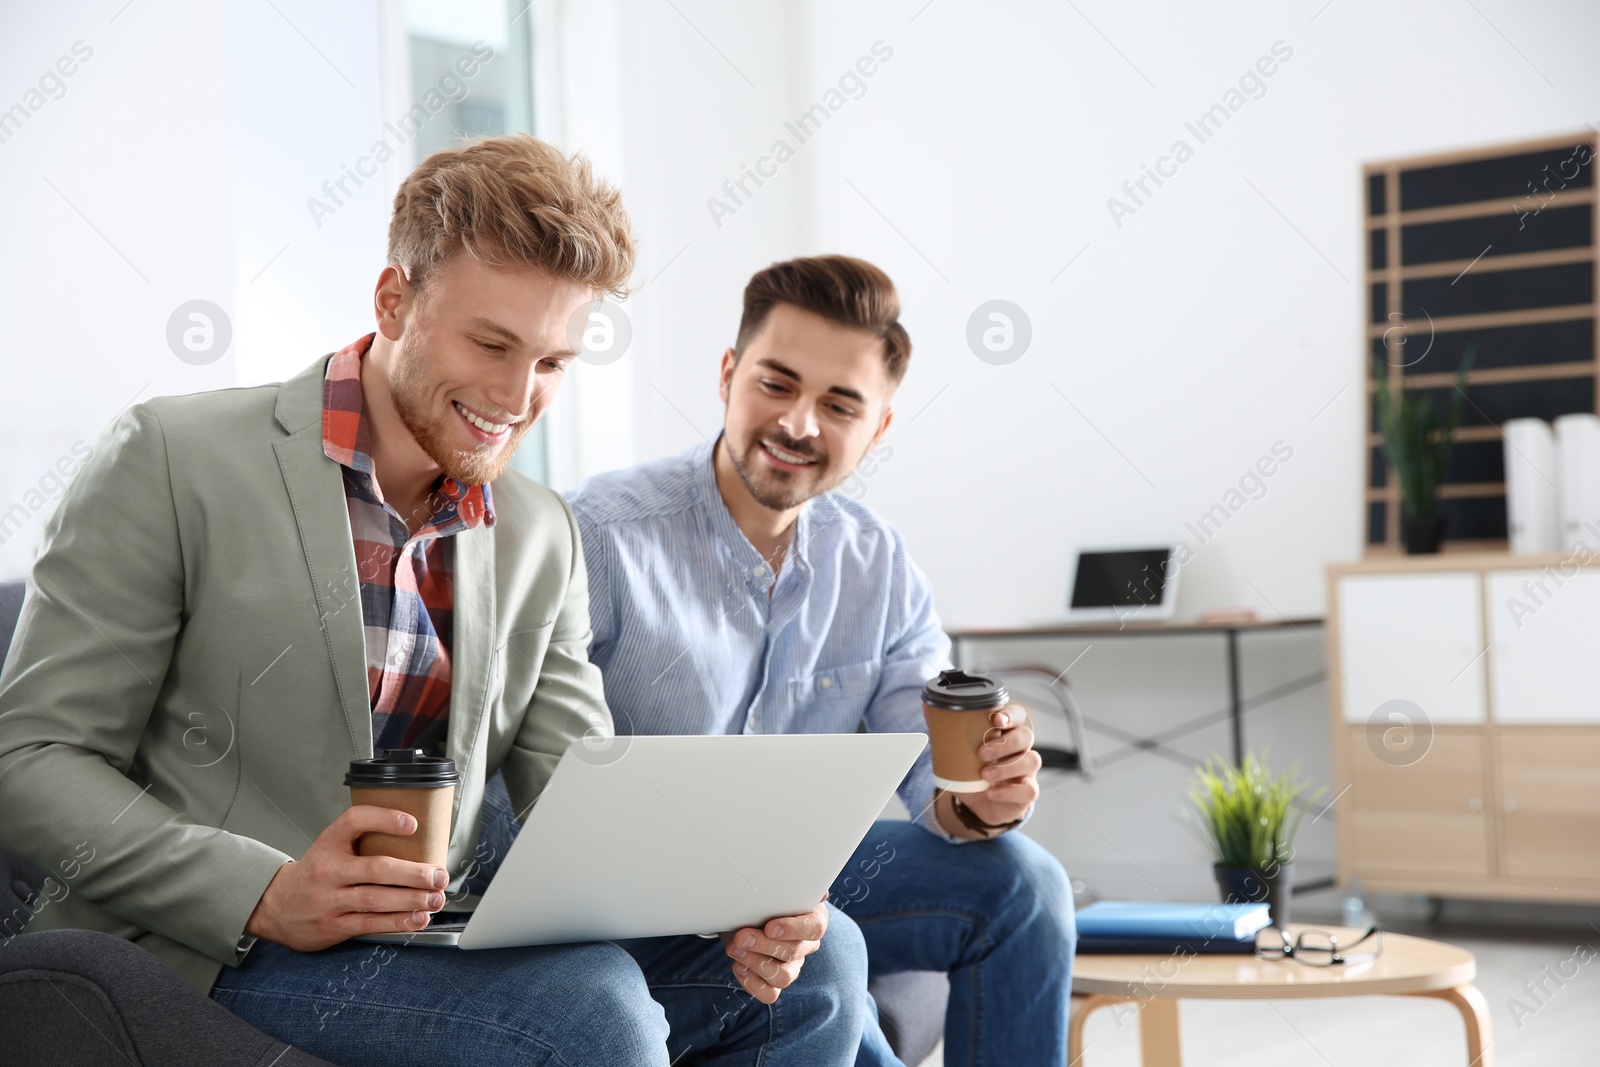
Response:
[1497,730,1600,882]
[1337,573,1487,724]
[1486,570,1600,724]
[1342,728,1492,877]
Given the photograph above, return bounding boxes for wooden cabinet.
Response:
[1497,730,1600,883]
[1337,572,1486,724]
[1342,729,1492,879]
[1328,554,1600,903]
[1485,570,1600,724]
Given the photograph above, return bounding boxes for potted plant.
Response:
[1372,347,1475,553]
[1187,754,1324,928]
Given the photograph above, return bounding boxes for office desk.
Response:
[948,617,1324,770]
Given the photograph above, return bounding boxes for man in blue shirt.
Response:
[564,256,1074,1065]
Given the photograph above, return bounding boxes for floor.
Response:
[912,889,1600,1066]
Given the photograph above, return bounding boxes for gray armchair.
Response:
[869,971,948,1064]
[0,926,337,1067]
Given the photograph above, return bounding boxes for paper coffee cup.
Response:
[921,669,1009,793]
[345,748,459,869]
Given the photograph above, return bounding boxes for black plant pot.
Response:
[1401,513,1447,554]
[1214,862,1295,928]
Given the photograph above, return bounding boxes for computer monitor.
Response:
[1065,545,1181,623]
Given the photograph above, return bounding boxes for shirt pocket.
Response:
[787,658,879,716]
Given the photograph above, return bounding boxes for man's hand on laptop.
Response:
[720,896,830,1004]
[245,805,451,951]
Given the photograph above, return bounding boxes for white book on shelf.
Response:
[1504,417,1559,555]
[1555,413,1600,553]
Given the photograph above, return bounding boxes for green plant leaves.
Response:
[1372,345,1476,519]
[1186,753,1326,869]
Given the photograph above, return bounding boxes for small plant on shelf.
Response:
[1372,346,1476,553]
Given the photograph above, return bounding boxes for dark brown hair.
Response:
[734,255,911,383]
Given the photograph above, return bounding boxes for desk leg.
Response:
[1226,628,1243,767]
[1067,994,1183,1067]
[1418,984,1494,1067]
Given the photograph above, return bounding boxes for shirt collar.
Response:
[321,333,496,530]
[692,434,812,576]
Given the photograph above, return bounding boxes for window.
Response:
[394,0,549,483]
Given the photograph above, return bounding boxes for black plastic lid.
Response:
[921,669,1008,710]
[345,748,460,787]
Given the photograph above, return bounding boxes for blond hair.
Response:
[388,133,635,298]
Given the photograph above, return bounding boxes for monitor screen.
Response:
[1069,548,1173,609]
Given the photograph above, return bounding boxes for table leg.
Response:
[1067,994,1183,1067]
[1418,984,1494,1067]
[1137,998,1182,1067]
[1068,993,1127,1066]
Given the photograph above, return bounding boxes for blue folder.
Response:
[1075,901,1271,941]
[1076,934,1257,955]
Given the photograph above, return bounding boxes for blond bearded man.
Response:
[0,136,868,1067]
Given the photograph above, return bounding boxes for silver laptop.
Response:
[360,732,926,949]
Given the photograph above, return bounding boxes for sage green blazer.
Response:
[0,354,610,995]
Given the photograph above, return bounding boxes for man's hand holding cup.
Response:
[245,748,460,951]
[922,670,1040,839]
[964,703,1041,828]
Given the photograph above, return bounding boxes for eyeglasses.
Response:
[1254,925,1384,967]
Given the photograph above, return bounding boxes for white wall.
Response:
[594,0,1600,627]
[536,0,813,488]
[1,0,230,578]
[0,0,389,579]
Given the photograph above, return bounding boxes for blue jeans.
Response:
[835,820,1075,1067]
[469,780,1073,1066]
[211,910,869,1065]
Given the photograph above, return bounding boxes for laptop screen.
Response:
[1069,548,1172,609]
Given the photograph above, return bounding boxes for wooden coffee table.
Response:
[1069,925,1492,1066]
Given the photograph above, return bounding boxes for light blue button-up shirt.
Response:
[565,437,955,838]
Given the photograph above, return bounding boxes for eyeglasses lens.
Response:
[1254,928,1290,959]
[1296,931,1336,966]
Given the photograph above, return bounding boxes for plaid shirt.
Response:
[321,334,495,756]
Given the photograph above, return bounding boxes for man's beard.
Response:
[389,332,533,487]
[722,428,839,510]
